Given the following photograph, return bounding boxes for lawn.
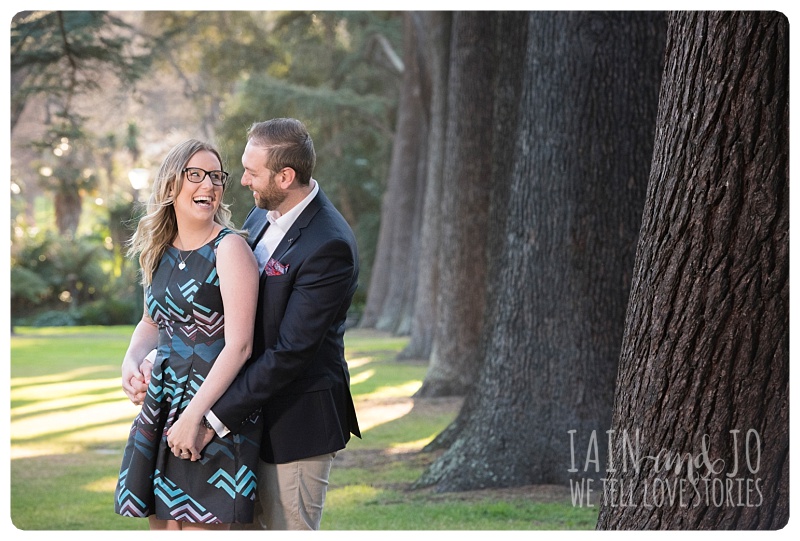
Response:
[9,326,598,530]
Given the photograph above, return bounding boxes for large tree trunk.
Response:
[414,12,497,397]
[596,12,789,530]
[361,13,428,333]
[423,10,529,450]
[398,11,451,361]
[416,12,665,490]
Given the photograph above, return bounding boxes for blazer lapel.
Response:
[270,190,325,262]
[242,207,270,250]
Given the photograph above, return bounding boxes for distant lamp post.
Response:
[128,168,150,201]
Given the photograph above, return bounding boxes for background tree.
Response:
[10,11,148,132]
[137,12,279,142]
[361,12,428,333]
[31,120,98,237]
[423,10,530,448]
[414,12,498,396]
[416,11,666,491]
[11,11,150,237]
[596,12,789,529]
[398,12,452,360]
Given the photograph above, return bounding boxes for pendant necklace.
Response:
[176,227,216,271]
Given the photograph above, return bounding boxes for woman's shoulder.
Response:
[213,227,246,244]
[215,228,252,255]
[214,228,258,277]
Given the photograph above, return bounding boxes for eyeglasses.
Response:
[182,167,228,186]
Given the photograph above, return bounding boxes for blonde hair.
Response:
[127,139,243,286]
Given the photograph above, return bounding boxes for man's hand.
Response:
[194,426,216,460]
[129,375,148,405]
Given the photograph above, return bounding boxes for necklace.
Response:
[176,227,216,271]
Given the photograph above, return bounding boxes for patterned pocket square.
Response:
[265,258,289,276]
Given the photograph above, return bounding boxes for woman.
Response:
[114,139,260,529]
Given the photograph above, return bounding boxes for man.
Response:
[125,118,361,529]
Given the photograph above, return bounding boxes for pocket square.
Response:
[265,257,289,276]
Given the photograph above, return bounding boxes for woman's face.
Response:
[173,150,224,225]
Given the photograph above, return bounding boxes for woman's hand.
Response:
[167,414,203,461]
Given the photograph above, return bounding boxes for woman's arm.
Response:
[166,233,259,459]
[121,310,159,404]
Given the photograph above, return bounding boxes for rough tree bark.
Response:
[423,11,529,449]
[596,12,789,530]
[416,12,666,490]
[361,13,428,333]
[414,12,497,397]
[398,11,451,361]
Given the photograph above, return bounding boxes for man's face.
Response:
[241,141,286,211]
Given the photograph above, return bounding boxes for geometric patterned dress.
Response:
[115,228,262,524]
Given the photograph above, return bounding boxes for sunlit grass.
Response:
[10,326,597,530]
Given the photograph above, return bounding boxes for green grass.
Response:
[325,488,598,530]
[9,326,598,530]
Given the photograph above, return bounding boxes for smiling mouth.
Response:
[193,196,215,208]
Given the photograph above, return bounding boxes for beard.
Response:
[253,174,286,210]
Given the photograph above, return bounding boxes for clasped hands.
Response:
[166,414,215,461]
[121,354,214,461]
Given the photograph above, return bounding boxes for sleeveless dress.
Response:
[115,228,262,524]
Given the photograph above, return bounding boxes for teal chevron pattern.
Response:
[207,466,258,499]
[115,229,262,524]
[154,471,219,523]
[199,440,236,462]
[116,467,150,517]
[178,279,199,303]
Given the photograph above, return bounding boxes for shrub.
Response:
[31,310,79,327]
[78,298,139,325]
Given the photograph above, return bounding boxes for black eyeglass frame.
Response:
[182,167,229,186]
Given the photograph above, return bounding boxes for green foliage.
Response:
[11,11,150,130]
[9,266,50,304]
[78,298,140,326]
[10,230,142,325]
[30,310,80,327]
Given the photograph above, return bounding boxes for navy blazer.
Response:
[212,188,361,464]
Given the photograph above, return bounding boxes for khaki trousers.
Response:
[240,453,336,530]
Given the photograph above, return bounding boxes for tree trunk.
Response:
[361,13,428,333]
[416,12,665,490]
[414,12,497,397]
[596,12,789,530]
[423,10,529,450]
[398,11,451,361]
[54,186,82,238]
